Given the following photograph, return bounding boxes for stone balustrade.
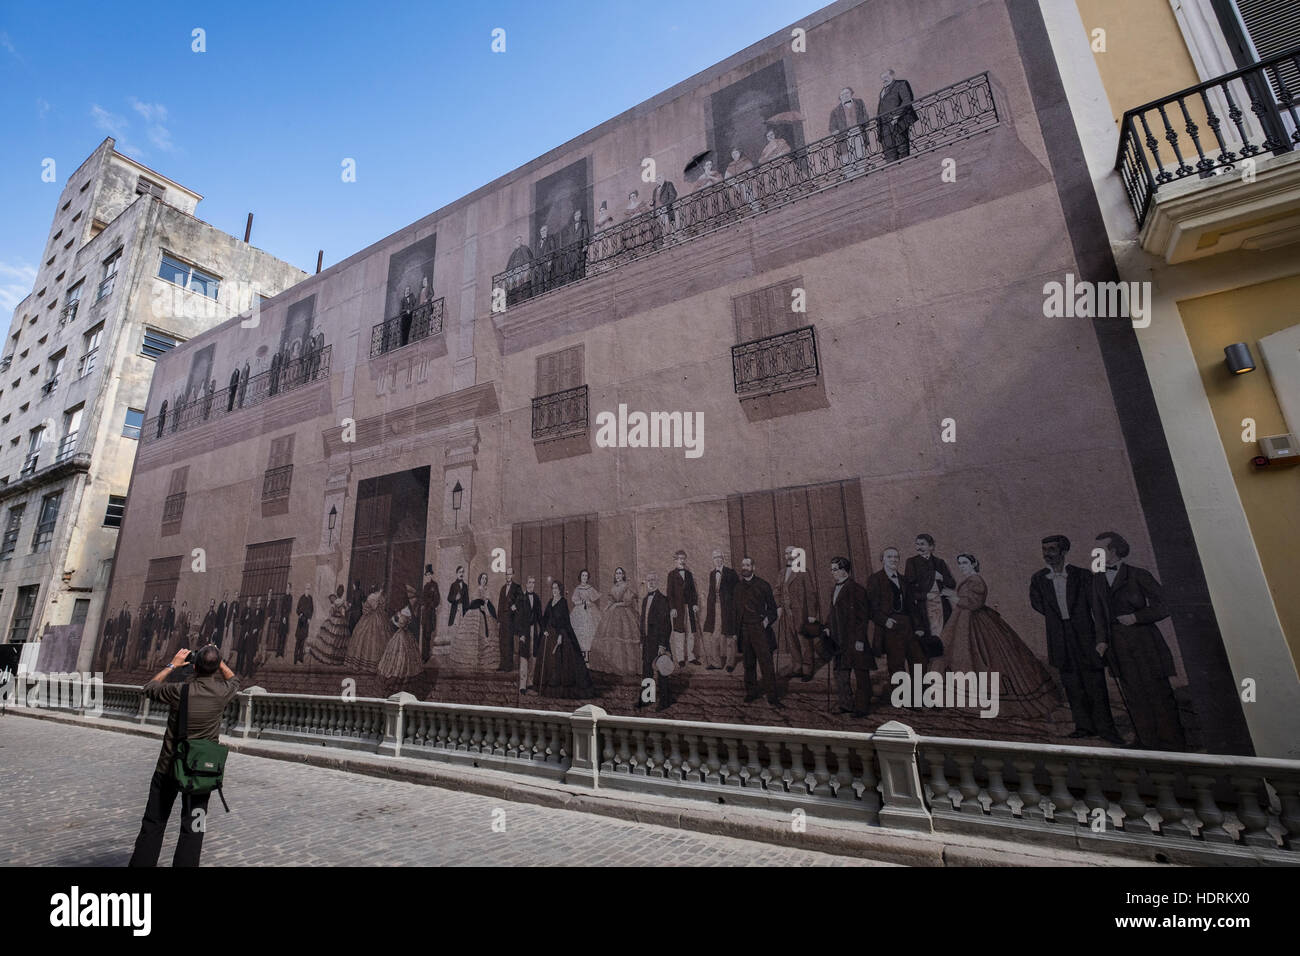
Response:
[74,684,1298,861]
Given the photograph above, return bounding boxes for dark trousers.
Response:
[1058,628,1118,737]
[497,622,515,671]
[881,627,927,675]
[739,621,778,704]
[129,771,211,867]
[881,122,911,161]
[420,611,435,662]
[834,654,872,714]
[1116,670,1187,751]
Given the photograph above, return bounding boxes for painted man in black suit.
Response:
[200,600,217,647]
[536,224,560,293]
[276,587,293,658]
[824,556,874,717]
[505,235,534,305]
[223,596,239,652]
[702,548,739,672]
[878,69,918,161]
[652,174,678,245]
[666,550,700,666]
[294,586,314,664]
[420,565,440,662]
[905,533,955,663]
[113,603,131,667]
[498,567,523,672]
[734,556,782,708]
[1030,535,1121,744]
[867,547,923,676]
[639,573,673,711]
[1091,532,1187,751]
[517,576,544,694]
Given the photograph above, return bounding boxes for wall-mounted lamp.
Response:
[452,481,463,529]
[1224,342,1256,374]
[327,504,337,546]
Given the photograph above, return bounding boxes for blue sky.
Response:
[0,0,819,321]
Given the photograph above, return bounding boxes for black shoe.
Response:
[800,673,812,683]
[836,707,852,715]
[768,699,784,710]
[1103,734,1126,747]
[689,658,701,665]
[744,693,760,703]
[1067,729,1090,739]
[851,710,869,718]
[706,665,721,671]
[725,665,735,673]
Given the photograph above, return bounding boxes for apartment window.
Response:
[1,505,23,559]
[158,253,220,301]
[136,176,166,199]
[122,407,144,439]
[98,249,121,300]
[104,494,127,528]
[79,323,103,378]
[141,328,179,359]
[61,281,82,326]
[80,180,90,192]
[9,585,39,643]
[32,490,62,551]
[71,599,90,628]
[52,229,63,242]
[22,426,44,475]
[58,405,82,461]
[43,350,65,396]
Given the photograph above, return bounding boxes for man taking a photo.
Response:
[128,644,240,867]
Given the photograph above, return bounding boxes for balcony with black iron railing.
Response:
[494,72,998,310]
[32,519,57,551]
[142,344,331,446]
[20,453,40,477]
[97,273,116,301]
[59,301,79,326]
[262,464,293,501]
[732,325,820,397]
[531,384,589,442]
[1115,45,1300,260]
[370,298,445,358]
[162,492,186,528]
[55,432,78,463]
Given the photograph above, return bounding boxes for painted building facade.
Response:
[97,0,1272,756]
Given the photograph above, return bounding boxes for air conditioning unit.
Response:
[1254,433,1300,468]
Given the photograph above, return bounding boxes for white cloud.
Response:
[36,97,51,119]
[129,97,176,153]
[0,261,38,318]
[90,103,143,157]
[0,32,18,58]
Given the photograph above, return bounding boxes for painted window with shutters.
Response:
[511,514,599,596]
[533,344,588,441]
[141,555,183,610]
[162,466,188,535]
[730,276,819,396]
[726,478,869,608]
[262,434,295,515]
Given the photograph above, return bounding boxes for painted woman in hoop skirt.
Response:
[450,572,497,670]
[538,580,596,699]
[307,585,350,666]
[940,553,1061,720]
[343,585,389,674]
[587,566,641,675]
[378,585,423,693]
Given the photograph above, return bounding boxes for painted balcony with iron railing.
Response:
[1115,45,1300,262]
[162,492,186,525]
[732,325,819,397]
[370,298,445,358]
[48,685,1300,863]
[494,72,999,309]
[262,464,293,502]
[532,384,589,442]
[142,344,331,445]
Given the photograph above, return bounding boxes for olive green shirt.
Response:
[143,672,241,777]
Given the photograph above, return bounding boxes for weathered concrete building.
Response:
[97,0,1288,756]
[0,139,306,667]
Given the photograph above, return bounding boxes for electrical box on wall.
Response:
[1254,434,1300,468]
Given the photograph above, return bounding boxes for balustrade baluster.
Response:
[632,730,649,776]
[722,737,742,787]
[1113,768,1148,832]
[703,736,723,786]
[1150,771,1193,838]
[830,743,855,802]
[1271,778,1300,850]
[926,750,956,810]
[1043,761,1076,825]
[1232,775,1277,848]
[1013,760,1046,822]
[954,752,983,814]
[984,756,1013,817]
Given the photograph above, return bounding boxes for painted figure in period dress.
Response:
[569,569,600,662]
[344,587,390,674]
[307,585,351,666]
[940,554,1060,720]
[451,572,497,670]
[588,566,641,675]
[378,585,423,694]
[538,581,595,699]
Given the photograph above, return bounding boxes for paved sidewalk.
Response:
[0,715,882,866]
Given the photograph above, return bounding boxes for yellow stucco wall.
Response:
[1076,0,1202,123]
[1179,276,1300,662]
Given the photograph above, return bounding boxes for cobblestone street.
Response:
[1,716,881,867]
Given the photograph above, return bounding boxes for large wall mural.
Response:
[95,0,1253,758]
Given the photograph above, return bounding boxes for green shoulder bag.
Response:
[172,682,230,811]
